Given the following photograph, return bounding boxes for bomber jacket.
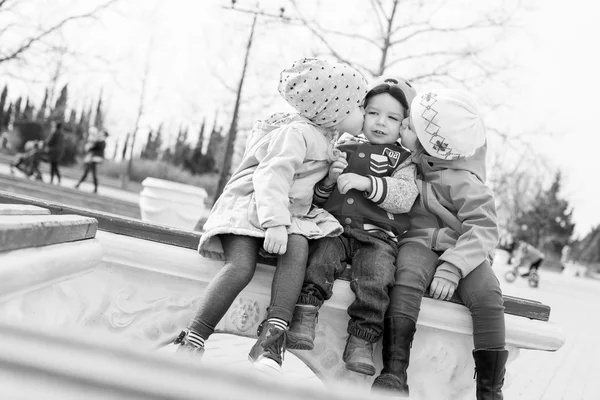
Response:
[314,141,418,240]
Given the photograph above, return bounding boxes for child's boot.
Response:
[287,304,319,350]
[173,330,205,357]
[472,349,509,400]
[248,320,286,375]
[343,335,376,376]
[371,316,415,397]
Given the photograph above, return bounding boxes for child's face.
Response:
[400,113,421,152]
[334,105,365,137]
[362,93,405,145]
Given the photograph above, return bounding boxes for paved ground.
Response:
[0,162,140,204]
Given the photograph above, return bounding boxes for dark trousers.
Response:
[188,233,309,339]
[522,257,543,277]
[387,242,506,350]
[77,162,98,191]
[299,226,397,343]
[49,160,61,184]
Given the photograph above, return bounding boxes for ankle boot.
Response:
[287,304,319,350]
[473,349,509,400]
[343,335,376,376]
[371,317,416,397]
[248,321,287,374]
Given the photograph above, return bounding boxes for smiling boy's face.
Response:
[362,92,405,145]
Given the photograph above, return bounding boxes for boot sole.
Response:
[345,362,376,376]
[249,355,283,376]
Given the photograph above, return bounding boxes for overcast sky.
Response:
[2,0,599,237]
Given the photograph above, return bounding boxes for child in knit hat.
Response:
[287,76,420,376]
[173,57,368,375]
[371,89,508,399]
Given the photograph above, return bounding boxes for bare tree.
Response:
[287,0,526,87]
[0,0,121,65]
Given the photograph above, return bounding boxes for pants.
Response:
[49,160,61,184]
[77,162,98,191]
[387,242,505,350]
[188,233,308,339]
[298,226,397,343]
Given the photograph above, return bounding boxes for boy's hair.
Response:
[365,76,416,118]
[278,58,368,128]
[410,89,486,160]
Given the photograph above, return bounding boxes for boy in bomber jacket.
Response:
[287,76,419,376]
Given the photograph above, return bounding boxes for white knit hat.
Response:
[411,89,486,160]
[278,58,368,128]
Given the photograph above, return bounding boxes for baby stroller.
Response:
[504,241,543,288]
[9,140,45,182]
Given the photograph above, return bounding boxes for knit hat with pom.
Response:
[411,89,486,160]
[278,58,368,128]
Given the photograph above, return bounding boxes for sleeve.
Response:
[365,158,418,214]
[313,179,336,206]
[252,124,307,229]
[436,171,499,284]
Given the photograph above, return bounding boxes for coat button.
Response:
[358,152,366,158]
[346,198,354,204]
[345,217,352,224]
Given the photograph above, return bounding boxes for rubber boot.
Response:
[473,349,509,400]
[371,317,416,397]
[287,304,319,350]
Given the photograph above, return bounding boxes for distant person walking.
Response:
[45,121,65,185]
[75,127,108,194]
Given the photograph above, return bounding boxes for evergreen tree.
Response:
[514,171,575,254]
[206,121,224,172]
[94,90,104,129]
[196,118,206,155]
[0,85,7,128]
[50,84,68,122]
[571,226,600,264]
[23,97,35,120]
[141,123,163,160]
[3,103,12,130]
[36,89,48,121]
[13,97,22,122]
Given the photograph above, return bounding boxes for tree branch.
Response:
[0,0,120,64]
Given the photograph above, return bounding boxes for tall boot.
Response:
[473,349,509,400]
[371,317,416,397]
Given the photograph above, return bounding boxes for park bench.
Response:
[0,190,565,399]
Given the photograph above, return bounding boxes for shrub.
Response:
[100,158,219,198]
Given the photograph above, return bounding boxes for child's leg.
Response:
[372,242,438,396]
[288,235,348,350]
[249,234,309,372]
[182,234,260,349]
[267,234,309,323]
[456,260,507,399]
[90,162,98,192]
[344,230,397,376]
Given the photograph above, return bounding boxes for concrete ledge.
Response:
[0,204,50,215]
[0,319,366,400]
[0,239,104,302]
[0,214,98,251]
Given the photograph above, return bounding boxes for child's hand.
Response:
[337,173,372,194]
[429,277,458,301]
[323,153,348,186]
[264,226,288,255]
